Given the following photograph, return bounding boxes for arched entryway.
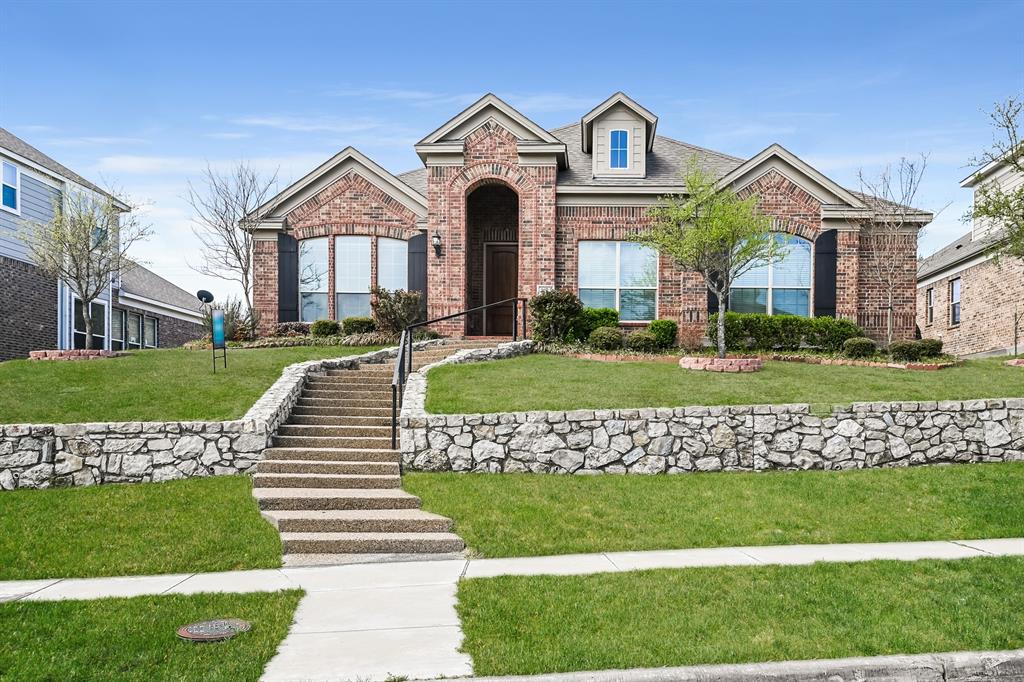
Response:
[465,184,519,336]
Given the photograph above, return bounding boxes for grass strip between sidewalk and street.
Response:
[456,556,1024,676]
[426,354,1024,413]
[405,463,1024,558]
[0,590,302,681]
[0,476,282,580]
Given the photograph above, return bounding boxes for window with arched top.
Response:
[730,233,813,316]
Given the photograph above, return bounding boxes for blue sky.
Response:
[3,0,1023,299]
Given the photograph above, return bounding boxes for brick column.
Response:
[252,238,279,336]
[836,230,860,322]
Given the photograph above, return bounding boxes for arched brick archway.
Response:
[465,182,519,335]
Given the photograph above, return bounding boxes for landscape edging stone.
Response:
[0,340,446,490]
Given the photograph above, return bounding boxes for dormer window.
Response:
[610,130,628,169]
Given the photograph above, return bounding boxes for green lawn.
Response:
[0,477,281,580]
[0,590,302,681]
[425,354,1024,413]
[457,557,1024,676]
[405,463,1024,557]
[0,346,380,423]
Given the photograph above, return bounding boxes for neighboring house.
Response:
[249,93,931,341]
[917,159,1024,357]
[0,127,204,361]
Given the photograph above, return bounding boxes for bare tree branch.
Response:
[187,162,279,314]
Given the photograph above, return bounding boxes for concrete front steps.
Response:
[253,340,502,565]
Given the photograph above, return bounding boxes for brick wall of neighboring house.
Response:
[426,122,558,336]
[114,302,204,348]
[253,238,279,336]
[918,256,1024,356]
[0,255,58,361]
[856,230,919,342]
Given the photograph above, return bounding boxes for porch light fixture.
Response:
[431,231,442,257]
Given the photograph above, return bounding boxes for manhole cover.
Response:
[177,618,252,642]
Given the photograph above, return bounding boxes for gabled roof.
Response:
[0,126,127,209]
[118,264,203,315]
[417,93,562,146]
[715,143,868,209]
[580,92,658,153]
[250,146,427,223]
[918,229,1001,280]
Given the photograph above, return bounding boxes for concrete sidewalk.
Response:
[3,537,1024,681]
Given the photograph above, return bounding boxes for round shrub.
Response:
[806,316,864,352]
[843,336,877,358]
[647,319,678,348]
[569,307,619,342]
[626,330,660,353]
[889,340,924,362]
[589,326,624,350]
[918,338,943,358]
[530,290,583,342]
[273,321,311,337]
[310,319,340,337]
[341,316,376,335]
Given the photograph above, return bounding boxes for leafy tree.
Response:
[21,191,151,349]
[635,162,776,358]
[966,95,1024,263]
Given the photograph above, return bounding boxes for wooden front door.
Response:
[484,244,518,336]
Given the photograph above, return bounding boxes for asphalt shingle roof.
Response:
[917,230,1000,279]
[0,126,113,199]
[118,265,202,313]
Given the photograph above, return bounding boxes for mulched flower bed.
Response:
[767,353,960,371]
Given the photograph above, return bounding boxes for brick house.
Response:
[917,159,1024,357]
[0,127,204,361]
[249,93,930,340]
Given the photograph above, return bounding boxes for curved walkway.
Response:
[3,537,1024,680]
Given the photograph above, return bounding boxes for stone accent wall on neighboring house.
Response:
[0,344,443,489]
[918,256,1024,357]
[1,255,58,361]
[426,122,558,337]
[401,346,1023,475]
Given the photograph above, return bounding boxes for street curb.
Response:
[434,648,1024,681]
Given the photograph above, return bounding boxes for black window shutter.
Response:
[814,229,838,318]
[408,232,428,322]
[277,233,299,323]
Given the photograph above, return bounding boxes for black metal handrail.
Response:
[389,297,528,451]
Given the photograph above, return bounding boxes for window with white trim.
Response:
[730,234,812,316]
[73,298,107,349]
[127,312,142,349]
[609,130,628,169]
[925,288,934,325]
[335,235,371,319]
[949,278,961,325]
[377,238,408,291]
[298,237,329,321]
[144,317,158,348]
[578,241,657,321]
[111,309,126,350]
[1,161,19,213]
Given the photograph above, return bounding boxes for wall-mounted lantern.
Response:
[431,231,442,257]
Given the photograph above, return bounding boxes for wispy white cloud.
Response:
[324,87,478,108]
[44,136,148,147]
[230,115,384,135]
[504,93,599,113]
[204,131,252,140]
[708,123,798,140]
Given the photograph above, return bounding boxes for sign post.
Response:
[212,309,227,372]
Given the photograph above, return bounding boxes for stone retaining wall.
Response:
[401,353,1024,473]
[1,341,445,490]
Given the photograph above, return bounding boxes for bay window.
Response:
[298,237,329,321]
[377,238,408,291]
[730,234,812,316]
[578,241,657,322]
[335,235,371,319]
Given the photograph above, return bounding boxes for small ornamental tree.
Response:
[21,191,151,349]
[634,162,777,358]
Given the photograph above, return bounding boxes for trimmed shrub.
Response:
[707,312,749,350]
[774,315,808,350]
[648,319,678,348]
[589,326,624,350]
[273,321,310,337]
[569,307,619,342]
[918,338,944,358]
[626,330,660,353]
[843,336,877,358]
[889,340,925,362]
[341,316,376,335]
[310,319,340,337]
[530,290,583,342]
[806,316,864,352]
[371,287,422,334]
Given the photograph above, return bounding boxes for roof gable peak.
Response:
[581,92,658,152]
[417,93,560,146]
